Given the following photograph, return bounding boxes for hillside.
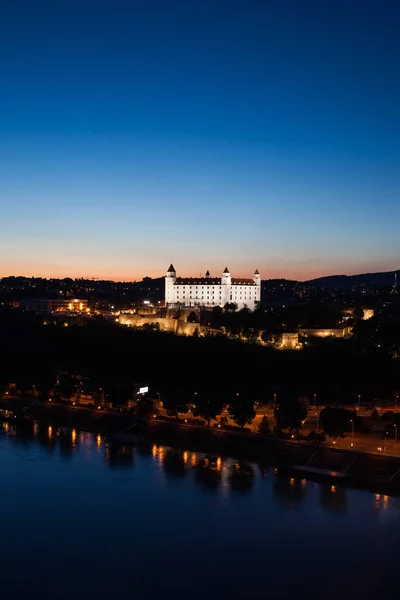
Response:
[306,270,399,289]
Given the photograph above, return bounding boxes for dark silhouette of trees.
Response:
[1,306,400,420]
[354,306,364,320]
[320,407,354,439]
[187,311,199,324]
[371,408,380,421]
[105,384,133,410]
[224,302,238,313]
[135,396,155,417]
[193,392,223,427]
[160,387,190,418]
[258,415,271,436]
[228,396,255,428]
[274,396,308,434]
[56,373,76,401]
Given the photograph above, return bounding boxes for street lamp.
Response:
[313,393,316,407]
[395,424,398,443]
[315,412,319,433]
[350,419,354,437]
[273,393,277,407]
[357,394,361,407]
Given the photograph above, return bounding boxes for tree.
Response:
[274,396,308,434]
[307,430,326,443]
[261,331,274,344]
[224,302,238,313]
[371,408,380,422]
[258,415,271,436]
[254,301,265,313]
[193,392,223,427]
[319,407,354,439]
[354,306,364,320]
[219,416,228,428]
[187,311,199,323]
[56,373,76,401]
[228,396,255,428]
[105,384,133,410]
[210,305,224,330]
[135,396,155,417]
[161,388,189,418]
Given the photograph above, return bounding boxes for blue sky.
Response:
[0,0,399,280]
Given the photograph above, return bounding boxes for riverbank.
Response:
[2,397,400,494]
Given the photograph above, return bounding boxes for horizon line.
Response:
[1,267,399,284]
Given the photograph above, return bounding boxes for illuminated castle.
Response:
[165,264,261,310]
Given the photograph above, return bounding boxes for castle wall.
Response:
[118,314,203,336]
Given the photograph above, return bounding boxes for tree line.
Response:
[0,307,398,412]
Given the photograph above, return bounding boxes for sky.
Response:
[0,0,399,281]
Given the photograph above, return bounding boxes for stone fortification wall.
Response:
[118,313,202,336]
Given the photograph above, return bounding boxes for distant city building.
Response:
[362,307,374,320]
[298,327,352,339]
[281,332,300,349]
[392,272,399,294]
[16,298,89,314]
[165,264,261,310]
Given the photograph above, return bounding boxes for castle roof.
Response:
[231,278,256,286]
[254,269,259,275]
[167,264,176,273]
[175,277,221,285]
[223,267,230,273]
[205,270,211,277]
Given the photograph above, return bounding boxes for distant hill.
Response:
[306,270,399,289]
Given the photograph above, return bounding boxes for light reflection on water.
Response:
[2,420,400,509]
[2,420,400,508]
[0,419,400,599]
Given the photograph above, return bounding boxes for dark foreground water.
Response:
[1,421,400,600]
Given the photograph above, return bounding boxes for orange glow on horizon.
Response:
[1,256,399,283]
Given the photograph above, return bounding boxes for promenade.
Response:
[3,394,400,459]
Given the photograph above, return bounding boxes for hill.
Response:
[306,270,399,289]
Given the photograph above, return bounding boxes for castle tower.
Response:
[165,264,176,305]
[205,270,211,279]
[221,267,231,305]
[253,269,261,286]
[222,266,231,285]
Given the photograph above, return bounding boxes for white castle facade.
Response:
[165,264,261,311]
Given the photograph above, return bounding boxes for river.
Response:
[1,420,399,599]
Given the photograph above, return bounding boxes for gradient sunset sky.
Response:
[1,0,399,281]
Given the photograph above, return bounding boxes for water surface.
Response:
[1,421,399,599]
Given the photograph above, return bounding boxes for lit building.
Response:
[298,327,352,339]
[17,298,89,314]
[165,264,261,310]
[362,308,374,320]
[281,332,300,349]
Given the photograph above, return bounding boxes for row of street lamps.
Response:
[274,392,400,408]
